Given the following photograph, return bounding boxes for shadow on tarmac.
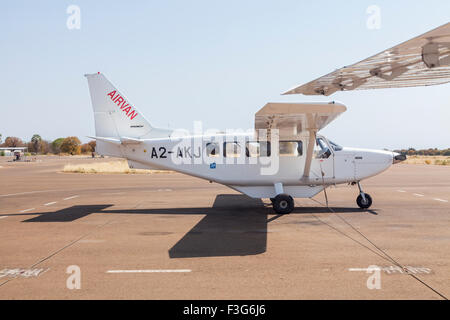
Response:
[7,195,374,258]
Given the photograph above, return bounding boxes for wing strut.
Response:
[302,127,317,179]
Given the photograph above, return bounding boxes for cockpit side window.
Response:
[328,140,343,151]
[314,138,332,159]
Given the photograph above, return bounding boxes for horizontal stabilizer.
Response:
[87,136,143,145]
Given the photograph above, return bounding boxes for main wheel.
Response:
[357,193,372,209]
[273,194,294,214]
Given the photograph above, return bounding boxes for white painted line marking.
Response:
[413,193,425,197]
[79,239,105,243]
[63,195,79,201]
[349,266,431,274]
[0,190,60,198]
[433,198,448,203]
[106,269,191,273]
[0,216,7,220]
[349,268,379,272]
[44,202,57,206]
[397,190,406,193]
[20,208,35,213]
[0,268,48,278]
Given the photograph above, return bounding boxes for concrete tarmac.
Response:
[0,156,449,299]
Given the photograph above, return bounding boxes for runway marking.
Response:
[349,267,379,272]
[0,268,49,279]
[79,239,105,243]
[0,219,118,288]
[308,197,448,300]
[433,198,448,203]
[44,202,57,206]
[20,208,35,213]
[106,269,191,273]
[143,189,173,193]
[349,266,432,274]
[413,193,425,197]
[396,190,407,193]
[63,195,79,201]
[0,189,60,198]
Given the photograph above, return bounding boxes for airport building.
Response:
[0,147,28,157]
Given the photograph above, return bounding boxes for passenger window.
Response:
[279,141,303,157]
[245,141,271,157]
[224,142,242,158]
[206,142,219,157]
[259,141,271,157]
[246,142,260,157]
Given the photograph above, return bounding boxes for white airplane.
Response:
[85,22,450,214]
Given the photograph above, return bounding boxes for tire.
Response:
[273,194,294,214]
[357,193,372,209]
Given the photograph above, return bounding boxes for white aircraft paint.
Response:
[85,73,403,214]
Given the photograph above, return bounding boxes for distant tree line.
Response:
[394,148,450,156]
[0,134,96,156]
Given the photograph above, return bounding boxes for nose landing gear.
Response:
[356,181,372,209]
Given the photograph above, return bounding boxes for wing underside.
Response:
[284,22,450,96]
[255,102,346,139]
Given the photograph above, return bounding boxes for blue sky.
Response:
[1,1,449,149]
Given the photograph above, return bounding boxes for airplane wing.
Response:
[255,102,346,179]
[283,22,450,96]
[255,102,346,139]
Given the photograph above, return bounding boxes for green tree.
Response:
[51,138,65,154]
[31,134,42,154]
[60,136,81,155]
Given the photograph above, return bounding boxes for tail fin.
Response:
[85,72,152,138]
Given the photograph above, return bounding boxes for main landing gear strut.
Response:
[356,181,372,209]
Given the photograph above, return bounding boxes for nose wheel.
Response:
[356,182,372,209]
[272,194,294,214]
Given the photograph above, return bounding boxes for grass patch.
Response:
[62,160,171,174]
[402,156,450,166]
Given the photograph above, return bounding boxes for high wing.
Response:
[255,102,346,178]
[255,102,346,139]
[283,22,450,96]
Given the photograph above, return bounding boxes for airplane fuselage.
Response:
[97,133,396,199]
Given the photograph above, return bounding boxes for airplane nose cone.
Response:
[393,152,407,164]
